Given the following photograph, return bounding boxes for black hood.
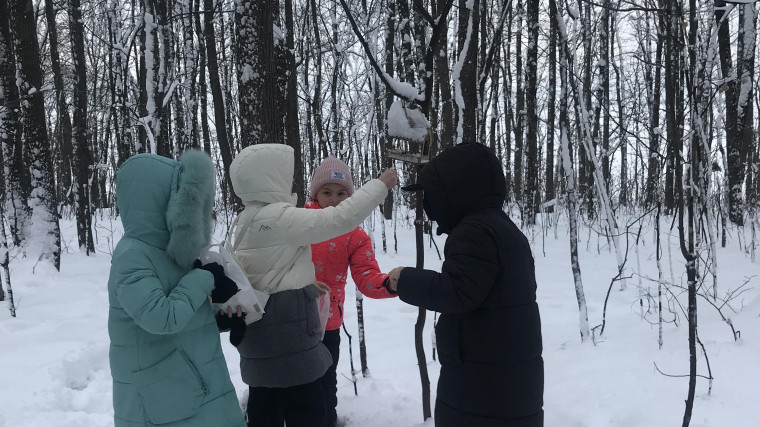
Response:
[417,142,506,235]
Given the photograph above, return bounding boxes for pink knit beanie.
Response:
[310,157,355,198]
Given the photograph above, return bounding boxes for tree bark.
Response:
[524,0,539,224]
[0,0,30,246]
[44,0,74,204]
[204,0,237,207]
[11,0,62,269]
[69,0,94,253]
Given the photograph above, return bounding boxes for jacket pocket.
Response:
[135,349,208,425]
[435,315,462,365]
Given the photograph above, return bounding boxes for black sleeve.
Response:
[397,223,499,314]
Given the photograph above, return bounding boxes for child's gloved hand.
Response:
[194,260,239,303]
[215,306,247,346]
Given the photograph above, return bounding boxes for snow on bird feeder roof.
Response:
[388,100,429,143]
[387,100,431,164]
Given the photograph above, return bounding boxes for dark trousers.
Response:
[247,380,325,427]
[318,329,341,426]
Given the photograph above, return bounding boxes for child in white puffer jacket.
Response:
[228,143,396,427]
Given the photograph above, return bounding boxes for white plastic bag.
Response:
[317,292,330,340]
[200,243,269,324]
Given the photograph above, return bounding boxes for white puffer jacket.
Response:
[230,143,389,294]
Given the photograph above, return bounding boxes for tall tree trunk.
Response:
[435,4,454,153]
[44,0,74,205]
[0,0,30,245]
[545,0,557,213]
[512,0,524,203]
[204,0,236,206]
[644,8,664,208]
[240,0,284,146]
[524,0,539,224]
[579,0,595,219]
[69,0,94,253]
[664,0,683,214]
[454,0,479,145]
[556,2,589,342]
[611,13,627,207]
[309,0,327,160]
[11,0,62,269]
[284,0,304,205]
[380,0,395,219]
[156,0,172,157]
[194,0,211,154]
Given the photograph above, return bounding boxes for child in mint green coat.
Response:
[107,151,246,427]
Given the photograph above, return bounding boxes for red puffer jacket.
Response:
[306,199,396,331]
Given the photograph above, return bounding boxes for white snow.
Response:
[1,210,759,426]
[387,100,429,142]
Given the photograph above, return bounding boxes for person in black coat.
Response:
[388,142,544,427]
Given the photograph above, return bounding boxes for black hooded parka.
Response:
[397,142,544,427]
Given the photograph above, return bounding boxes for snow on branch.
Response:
[337,0,424,105]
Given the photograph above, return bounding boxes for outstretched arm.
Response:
[394,225,498,314]
[349,229,395,298]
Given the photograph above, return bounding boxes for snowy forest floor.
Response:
[1,210,759,427]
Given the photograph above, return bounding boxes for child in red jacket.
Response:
[307,157,397,427]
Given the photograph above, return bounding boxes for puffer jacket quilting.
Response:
[228,144,390,388]
[305,199,394,331]
[108,152,245,427]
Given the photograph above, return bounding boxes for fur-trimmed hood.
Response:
[116,151,215,268]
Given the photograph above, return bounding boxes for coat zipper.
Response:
[180,349,209,396]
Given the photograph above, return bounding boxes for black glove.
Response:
[194,260,239,303]
[215,311,247,346]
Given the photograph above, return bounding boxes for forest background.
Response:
[0,0,758,425]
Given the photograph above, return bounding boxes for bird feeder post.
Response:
[386,100,433,421]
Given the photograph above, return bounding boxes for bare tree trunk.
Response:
[556,6,589,342]
[241,0,284,147]
[579,0,595,219]
[664,0,683,214]
[284,0,304,206]
[454,0,478,144]
[546,0,558,213]
[679,121,698,427]
[512,0,524,203]
[412,172,431,420]
[44,0,74,205]
[381,0,395,220]
[70,0,94,253]
[203,0,236,207]
[11,0,62,270]
[155,0,172,157]
[193,0,211,155]
[0,199,13,316]
[309,0,327,160]
[356,289,369,376]
[0,0,30,246]
[524,0,539,224]
[435,1,453,154]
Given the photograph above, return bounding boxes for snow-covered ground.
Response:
[1,211,758,427]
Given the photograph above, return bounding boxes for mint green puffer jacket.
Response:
[108,152,246,427]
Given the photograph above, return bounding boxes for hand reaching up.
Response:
[378,169,398,189]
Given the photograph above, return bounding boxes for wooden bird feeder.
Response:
[387,100,431,164]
